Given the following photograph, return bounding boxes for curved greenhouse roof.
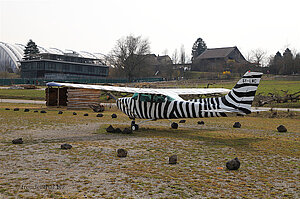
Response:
[0,41,106,73]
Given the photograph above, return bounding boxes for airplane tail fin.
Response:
[221,71,263,114]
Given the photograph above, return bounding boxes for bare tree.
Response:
[109,35,150,81]
[172,49,179,64]
[250,49,267,67]
[180,45,186,64]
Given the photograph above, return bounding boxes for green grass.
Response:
[193,79,300,95]
[256,80,300,95]
[0,89,45,100]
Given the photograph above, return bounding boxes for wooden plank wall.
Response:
[67,88,101,109]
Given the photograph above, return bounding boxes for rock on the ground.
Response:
[34,110,38,113]
[61,143,72,150]
[24,109,30,112]
[117,148,128,157]
[96,113,103,117]
[14,108,19,111]
[197,121,205,125]
[58,111,63,114]
[169,155,178,164]
[277,125,287,132]
[84,113,89,116]
[122,128,132,134]
[111,113,117,118]
[73,112,77,115]
[171,122,178,129]
[40,110,47,113]
[106,125,115,133]
[233,122,241,128]
[179,120,186,123]
[5,108,10,110]
[12,138,23,144]
[226,157,240,170]
[114,128,122,133]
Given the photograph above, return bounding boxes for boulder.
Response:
[34,110,38,113]
[179,120,186,123]
[106,125,115,133]
[111,113,117,118]
[96,113,103,117]
[5,108,10,110]
[12,138,23,144]
[277,125,287,132]
[233,122,241,128]
[40,110,47,113]
[117,148,128,157]
[83,113,89,116]
[61,143,72,150]
[89,104,105,112]
[114,128,122,133]
[24,109,30,112]
[73,112,77,115]
[122,128,132,134]
[14,108,19,111]
[58,111,63,114]
[171,122,178,129]
[169,155,178,164]
[226,157,240,170]
[197,121,205,125]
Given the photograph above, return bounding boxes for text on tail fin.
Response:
[221,71,263,114]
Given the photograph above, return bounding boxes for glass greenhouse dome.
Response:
[0,41,106,73]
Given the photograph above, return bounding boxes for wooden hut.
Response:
[46,87,101,109]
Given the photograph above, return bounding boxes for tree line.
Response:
[22,36,300,80]
[268,48,300,75]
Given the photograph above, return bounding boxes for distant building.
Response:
[143,54,173,71]
[20,51,108,79]
[0,41,109,79]
[191,46,248,72]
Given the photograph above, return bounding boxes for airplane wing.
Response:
[46,82,230,100]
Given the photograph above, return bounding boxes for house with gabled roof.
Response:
[191,46,248,72]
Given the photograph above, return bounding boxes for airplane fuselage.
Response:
[116,71,263,120]
[116,97,227,119]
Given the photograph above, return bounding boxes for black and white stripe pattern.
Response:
[116,71,263,119]
[220,71,262,114]
[116,98,227,119]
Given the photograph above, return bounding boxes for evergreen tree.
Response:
[191,38,207,61]
[269,51,283,74]
[295,54,300,74]
[24,39,40,60]
[281,48,294,74]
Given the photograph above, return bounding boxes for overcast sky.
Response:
[1,0,300,60]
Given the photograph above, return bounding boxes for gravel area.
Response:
[0,109,299,198]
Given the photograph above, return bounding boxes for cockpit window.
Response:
[166,96,175,101]
[131,93,175,102]
[152,95,165,103]
[132,93,138,100]
[140,94,151,102]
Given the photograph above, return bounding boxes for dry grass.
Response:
[0,103,299,198]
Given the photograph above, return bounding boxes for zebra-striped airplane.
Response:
[47,71,263,130]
